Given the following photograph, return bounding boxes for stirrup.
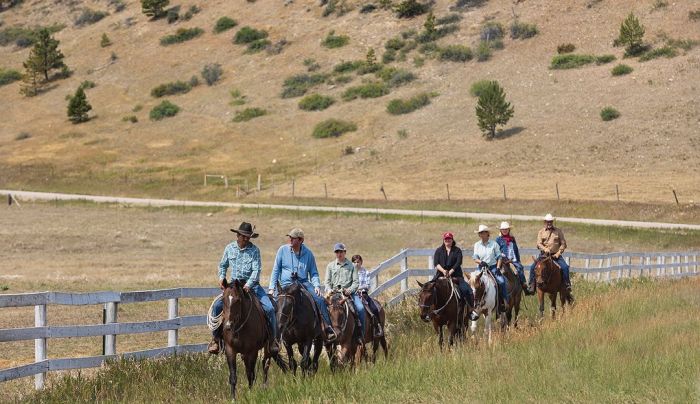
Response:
[325,327,338,342]
[207,338,220,355]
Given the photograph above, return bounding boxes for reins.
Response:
[228,288,254,335]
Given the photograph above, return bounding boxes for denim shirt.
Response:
[269,244,321,290]
[496,236,521,263]
[218,241,261,288]
[472,240,501,267]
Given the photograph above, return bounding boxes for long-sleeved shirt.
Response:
[218,241,261,288]
[433,244,464,278]
[324,258,359,293]
[268,244,321,290]
[496,236,521,263]
[358,267,371,290]
[537,227,567,256]
[472,240,501,267]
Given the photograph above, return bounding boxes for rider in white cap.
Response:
[472,225,509,312]
[495,221,533,295]
[528,214,574,300]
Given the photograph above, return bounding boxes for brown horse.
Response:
[416,277,463,348]
[359,291,388,363]
[325,291,363,370]
[500,260,523,328]
[277,280,323,376]
[221,279,287,400]
[532,255,571,318]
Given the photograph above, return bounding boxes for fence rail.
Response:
[1,250,698,389]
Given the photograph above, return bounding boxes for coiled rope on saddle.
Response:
[207,293,223,331]
[432,277,460,315]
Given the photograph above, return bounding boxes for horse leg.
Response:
[537,288,545,319]
[438,324,444,349]
[284,341,296,376]
[225,348,238,400]
[485,311,492,344]
[550,292,557,319]
[243,352,257,389]
[300,341,311,377]
[514,299,520,328]
[311,337,322,373]
[560,288,567,313]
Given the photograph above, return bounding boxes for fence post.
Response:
[168,298,178,348]
[400,252,408,294]
[596,258,603,281]
[105,302,118,356]
[583,258,590,281]
[428,255,434,282]
[618,256,624,280]
[694,254,698,274]
[605,257,611,282]
[257,174,261,192]
[34,304,47,390]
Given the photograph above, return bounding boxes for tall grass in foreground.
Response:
[15,278,700,403]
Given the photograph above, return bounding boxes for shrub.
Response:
[510,21,538,39]
[342,82,389,101]
[395,0,428,18]
[469,79,491,97]
[617,13,646,56]
[438,45,472,62]
[385,37,406,51]
[182,5,201,20]
[234,26,268,44]
[0,24,64,48]
[150,102,180,120]
[160,27,204,46]
[201,63,223,85]
[78,80,96,90]
[304,58,321,72]
[376,67,416,87]
[611,64,633,76]
[151,81,191,97]
[166,8,179,24]
[397,129,408,139]
[299,94,335,111]
[15,132,31,141]
[382,48,397,63]
[639,46,677,61]
[437,14,462,25]
[281,73,328,98]
[480,22,504,41]
[100,33,112,47]
[600,107,620,121]
[666,38,699,51]
[0,68,21,86]
[476,41,491,61]
[360,3,377,13]
[334,60,363,74]
[189,75,200,87]
[122,115,138,123]
[342,145,355,155]
[266,39,288,55]
[142,0,170,19]
[690,10,700,21]
[233,107,266,122]
[386,93,430,114]
[214,17,237,34]
[322,31,349,49]
[557,43,575,54]
[75,8,109,27]
[550,54,596,69]
[245,38,270,53]
[595,54,616,64]
[330,75,353,85]
[312,119,357,138]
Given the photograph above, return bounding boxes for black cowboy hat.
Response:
[230,222,259,238]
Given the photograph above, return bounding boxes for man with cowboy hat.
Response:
[324,242,365,345]
[208,222,279,355]
[472,224,509,312]
[528,214,573,299]
[268,228,337,342]
[495,221,533,295]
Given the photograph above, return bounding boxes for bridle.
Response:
[419,278,458,317]
[329,292,351,337]
[226,286,253,335]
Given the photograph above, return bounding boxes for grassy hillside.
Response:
[7,277,700,403]
[0,0,699,203]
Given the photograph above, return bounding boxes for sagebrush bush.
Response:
[386,93,430,114]
[15,132,31,141]
[79,80,96,90]
[74,8,108,27]
[281,73,328,98]
[600,107,620,121]
[298,94,335,111]
[438,45,472,62]
[245,38,270,53]
[437,14,461,25]
[160,27,204,45]
[476,41,492,61]
[322,31,349,48]
[382,49,397,63]
[0,24,64,48]
[395,0,429,18]
[331,75,353,85]
[334,60,364,74]
[312,119,357,138]
[480,22,504,41]
[201,63,223,85]
[611,64,633,76]
[0,68,22,86]
[557,43,575,54]
[122,115,138,123]
[639,46,677,61]
[234,26,268,44]
[151,81,191,97]
[213,17,237,33]
[233,107,266,122]
[690,10,700,21]
[595,54,616,64]
[386,37,406,51]
[469,79,491,97]
[376,67,416,87]
[342,82,389,101]
[509,21,538,39]
[550,54,596,69]
[149,100,180,120]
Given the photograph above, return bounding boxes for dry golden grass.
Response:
[0,0,698,203]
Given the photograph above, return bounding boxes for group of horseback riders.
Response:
[432,214,574,317]
[208,223,383,356]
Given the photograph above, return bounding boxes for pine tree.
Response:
[19,67,42,97]
[24,28,66,82]
[141,0,170,19]
[67,87,92,124]
[424,11,436,39]
[100,33,112,47]
[475,80,514,139]
[617,13,645,56]
[366,48,377,68]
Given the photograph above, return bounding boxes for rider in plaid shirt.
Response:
[353,255,383,337]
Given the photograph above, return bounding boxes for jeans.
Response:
[456,277,475,307]
[300,281,333,326]
[485,265,509,304]
[363,294,380,318]
[529,256,571,286]
[212,284,277,338]
[512,261,527,284]
[350,293,366,336]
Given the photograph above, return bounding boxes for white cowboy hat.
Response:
[499,221,511,230]
[544,213,554,221]
[474,224,490,233]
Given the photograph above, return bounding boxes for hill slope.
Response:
[0,0,698,203]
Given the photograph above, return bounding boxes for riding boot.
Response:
[523,281,535,296]
[208,326,222,355]
[354,319,364,346]
[268,323,280,355]
[526,282,536,295]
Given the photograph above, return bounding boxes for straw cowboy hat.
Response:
[544,213,554,221]
[230,222,259,238]
[499,221,511,230]
[474,224,490,233]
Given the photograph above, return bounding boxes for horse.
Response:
[325,290,363,370]
[416,277,463,348]
[465,269,499,343]
[359,290,388,363]
[276,280,323,376]
[500,259,523,328]
[221,279,287,400]
[532,254,571,318]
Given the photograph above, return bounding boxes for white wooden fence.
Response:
[1,249,698,389]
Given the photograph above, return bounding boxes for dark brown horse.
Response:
[221,279,287,400]
[532,255,572,318]
[277,280,323,376]
[500,260,523,328]
[359,291,388,363]
[325,291,362,370]
[416,277,463,348]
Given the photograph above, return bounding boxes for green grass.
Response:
[550,54,596,69]
[232,107,267,122]
[438,45,472,62]
[18,278,700,403]
[595,54,616,64]
[321,31,349,48]
[312,119,357,138]
[611,64,633,76]
[149,101,180,121]
[639,46,678,62]
[386,93,430,115]
[601,106,620,121]
[159,27,204,46]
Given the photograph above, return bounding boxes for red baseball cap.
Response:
[442,232,454,240]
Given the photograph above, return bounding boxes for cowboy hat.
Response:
[544,213,554,221]
[231,222,258,238]
[499,221,511,230]
[474,224,490,233]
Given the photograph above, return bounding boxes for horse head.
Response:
[417,280,437,322]
[326,291,349,336]
[278,281,302,328]
[222,279,245,330]
[534,256,552,288]
[470,270,486,306]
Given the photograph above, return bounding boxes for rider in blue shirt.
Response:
[472,224,509,312]
[495,222,534,296]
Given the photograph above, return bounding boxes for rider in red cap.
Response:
[432,232,477,321]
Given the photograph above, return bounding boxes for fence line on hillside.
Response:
[1,249,698,389]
